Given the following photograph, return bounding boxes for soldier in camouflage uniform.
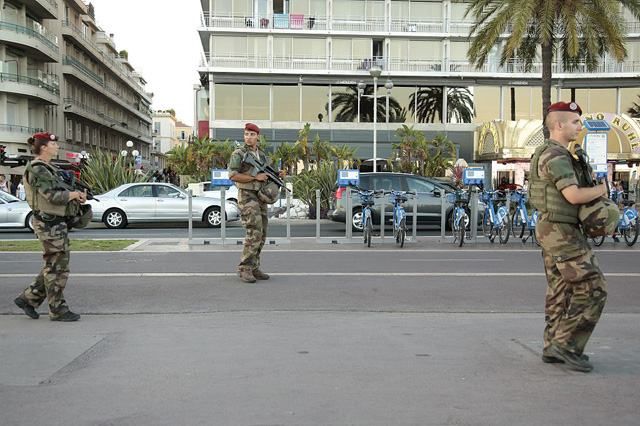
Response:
[228,123,281,283]
[530,102,617,372]
[14,132,87,322]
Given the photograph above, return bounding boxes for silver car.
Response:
[87,183,240,229]
[0,191,33,231]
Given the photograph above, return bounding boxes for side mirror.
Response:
[433,188,442,197]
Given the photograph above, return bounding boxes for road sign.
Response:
[585,133,608,177]
[211,169,233,186]
[463,167,485,186]
[338,169,360,186]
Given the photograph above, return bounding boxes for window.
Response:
[155,185,183,198]
[407,177,435,194]
[119,185,153,197]
[372,175,402,191]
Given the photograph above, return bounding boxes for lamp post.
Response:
[385,79,394,124]
[121,140,139,168]
[369,65,382,173]
[357,80,366,123]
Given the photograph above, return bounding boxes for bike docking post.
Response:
[440,190,447,241]
[380,199,386,241]
[315,189,321,243]
[345,188,353,241]
[469,188,479,243]
[286,183,292,242]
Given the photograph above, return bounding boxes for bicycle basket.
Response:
[480,192,492,203]
[510,191,524,203]
[446,191,468,204]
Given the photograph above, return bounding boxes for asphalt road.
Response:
[1,244,639,425]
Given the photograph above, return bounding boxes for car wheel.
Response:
[25,212,35,232]
[351,208,364,231]
[103,208,128,229]
[205,206,223,228]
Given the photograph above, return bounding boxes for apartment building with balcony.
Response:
[1,0,153,178]
[197,0,640,183]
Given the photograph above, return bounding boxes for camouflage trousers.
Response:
[536,219,607,355]
[238,189,268,272]
[18,217,71,316]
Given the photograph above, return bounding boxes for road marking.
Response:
[400,258,504,262]
[2,272,640,278]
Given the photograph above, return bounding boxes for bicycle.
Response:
[385,190,413,248]
[510,189,540,246]
[447,189,470,247]
[352,188,382,247]
[591,193,639,247]
[480,189,510,244]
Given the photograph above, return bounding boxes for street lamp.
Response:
[385,79,394,124]
[121,140,139,167]
[369,65,382,173]
[357,80,366,124]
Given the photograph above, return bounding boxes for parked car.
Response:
[0,191,33,231]
[328,172,482,231]
[187,181,239,204]
[86,182,240,229]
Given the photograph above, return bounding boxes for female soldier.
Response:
[14,132,87,321]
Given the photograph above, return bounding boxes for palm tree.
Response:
[331,85,404,122]
[409,87,475,123]
[273,143,299,175]
[628,94,640,118]
[465,0,639,136]
[295,123,312,171]
[331,144,358,168]
[423,134,457,177]
[311,135,332,165]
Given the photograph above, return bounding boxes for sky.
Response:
[90,0,202,126]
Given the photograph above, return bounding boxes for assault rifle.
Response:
[242,153,291,192]
[55,169,98,201]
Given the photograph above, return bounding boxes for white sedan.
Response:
[0,191,33,231]
[87,182,240,229]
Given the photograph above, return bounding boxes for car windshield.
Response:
[0,191,20,203]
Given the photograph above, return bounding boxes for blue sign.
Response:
[338,169,360,186]
[211,169,233,186]
[463,167,485,186]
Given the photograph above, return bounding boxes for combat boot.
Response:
[50,311,81,322]
[252,269,270,280]
[238,270,257,283]
[14,297,39,319]
[548,344,593,372]
[542,349,589,363]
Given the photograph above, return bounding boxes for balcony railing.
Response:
[202,13,328,31]
[390,19,443,33]
[332,17,385,32]
[63,55,104,85]
[0,20,59,52]
[203,54,640,75]
[0,124,44,134]
[64,98,149,135]
[0,72,60,95]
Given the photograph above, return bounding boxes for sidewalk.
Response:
[1,312,638,425]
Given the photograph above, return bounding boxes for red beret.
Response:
[32,132,58,141]
[547,101,582,116]
[244,123,260,134]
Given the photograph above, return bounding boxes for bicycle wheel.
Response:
[457,215,466,247]
[399,218,406,248]
[624,218,639,246]
[362,213,370,245]
[591,235,605,246]
[482,210,492,238]
[511,210,525,238]
[498,210,510,244]
[366,220,373,248]
[531,228,541,247]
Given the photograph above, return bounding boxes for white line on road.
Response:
[2,272,640,278]
[400,259,504,262]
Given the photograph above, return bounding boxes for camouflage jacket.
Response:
[228,144,269,191]
[23,160,77,217]
[529,139,581,224]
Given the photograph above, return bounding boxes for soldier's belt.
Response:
[34,211,66,225]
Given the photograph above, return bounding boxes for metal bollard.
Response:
[220,187,226,244]
[316,189,321,242]
[412,193,417,241]
[188,189,193,242]
[286,183,292,242]
[380,200,385,240]
[440,192,447,239]
[345,188,352,240]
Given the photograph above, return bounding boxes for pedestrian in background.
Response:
[14,132,87,322]
[529,102,618,372]
[16,178,25,200]
[0,174,8,193]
